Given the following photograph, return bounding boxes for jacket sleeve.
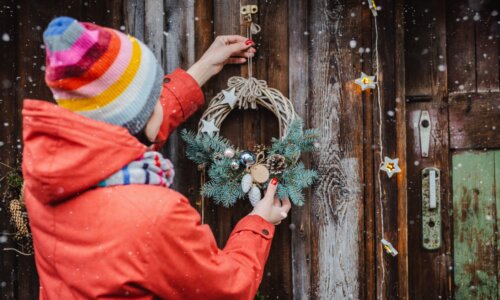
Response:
[144,195,275,300]
[155,68,205,143]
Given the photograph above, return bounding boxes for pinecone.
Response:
[252,144,267,155]
[9,199,30,239]
[266,154,287,174]
[212,152,224,161]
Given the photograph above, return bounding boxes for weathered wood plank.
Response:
[208,0,242,249]
[447,0,476,93]
[253,0,291,298]
[475,11,499,92]
[404,0,433,96]
[308,0,363,298]
[372,1,399,298]
[452,151,497,299]
[406,102,453,300]
[360,4,376,300]
[449,92,500,150]
[144,0,164,62]
[124,0,145,40]
[0,2,19,298]
[288,0,311,299]
[405,0,453,299]
[162,0,196,205]
[192,0,214,224]
[394,0,408,298]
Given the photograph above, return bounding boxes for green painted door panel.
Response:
[452,150,498,300]
[496,151,500,300]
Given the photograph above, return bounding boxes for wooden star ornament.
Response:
[200,119,219,136]
[380,156,401,178]
[220,87,238,109]
[354,72,376,91]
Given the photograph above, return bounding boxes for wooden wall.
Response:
[1,0,499,299]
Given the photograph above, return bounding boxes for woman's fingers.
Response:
[229,51,255,59]
[263,178,279,204]
[217,35,248,44]
[226,57,247,64]
[281,198,292,214]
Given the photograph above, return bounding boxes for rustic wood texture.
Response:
[288,0,312,298]
[449,92,500,150]
[0,2,21,299]
[447,0,500,94]
[308,0,364,298]
[447,0,476,93]
[162,0,196,202]
[452,151,498,299]
[253,0,292,298]
[406,103,453,300]
[475,9,499,92]
[361,5,376,300]
[371,1,401,299]
[394,0,409,298]
[405,0,453,299]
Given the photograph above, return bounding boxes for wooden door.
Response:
[406,0,500,299]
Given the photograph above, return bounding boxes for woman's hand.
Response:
[187,35,256,86]
[249,178,291,225]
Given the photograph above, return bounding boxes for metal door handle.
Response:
[422,167,441,250]
[419,110,431,158]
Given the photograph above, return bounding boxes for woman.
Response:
[22,16,290,299]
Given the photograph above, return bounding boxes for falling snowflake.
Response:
[1,33,10,42]
[349,39,357,48]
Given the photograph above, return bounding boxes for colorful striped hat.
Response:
[43,16,164,135]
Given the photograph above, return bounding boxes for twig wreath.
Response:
[181,16,319,209]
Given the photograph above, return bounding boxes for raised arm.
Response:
[144,179,290,299]
[153,36,256,147]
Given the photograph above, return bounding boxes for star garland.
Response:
[355,0,401,269]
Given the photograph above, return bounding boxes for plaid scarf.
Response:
[98,151,174,188]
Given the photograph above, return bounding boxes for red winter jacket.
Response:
[22,69,275,299]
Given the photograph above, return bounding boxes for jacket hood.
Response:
[22,99,147,205]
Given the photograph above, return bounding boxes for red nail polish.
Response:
[271,178,278,185]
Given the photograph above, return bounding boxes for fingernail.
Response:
[271,178,278,185]
[280,212,288,218]
[245,39,252,45]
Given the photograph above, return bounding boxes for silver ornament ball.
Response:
[230,159,240,170]
[240,151,256,167]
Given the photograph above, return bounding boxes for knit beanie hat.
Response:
[43,16,164,135]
